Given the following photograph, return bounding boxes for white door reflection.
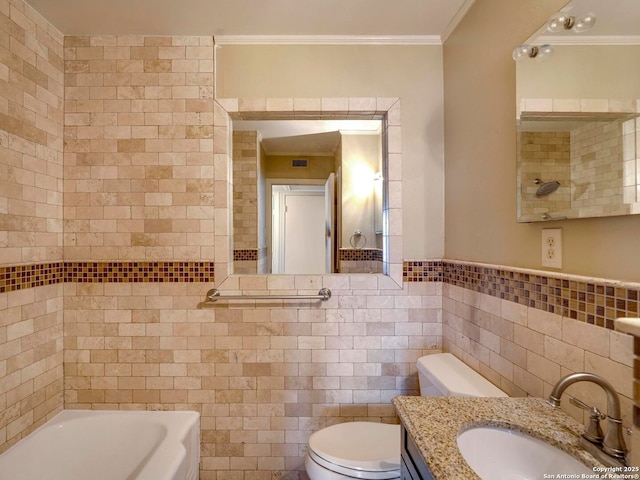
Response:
[272,184,327,274]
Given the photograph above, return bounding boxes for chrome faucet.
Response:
[547,372,629,467]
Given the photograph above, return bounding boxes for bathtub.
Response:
[0,409,200,480]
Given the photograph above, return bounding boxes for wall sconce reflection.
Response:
[351,164,375,199]
[512,44,553,62]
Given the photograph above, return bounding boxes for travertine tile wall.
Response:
[0,0,64,449]
[63,277,442,480]
[519,99,640,220]
[443,282,635,429]
[518,131,571,219]
[63,34,215,262]
[571,119,625,216]
[232,130,258,251]
[0,0,64,265]
[339,248,383,274]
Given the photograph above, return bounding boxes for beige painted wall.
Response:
[443,0,640,283]
[216,44,445,259]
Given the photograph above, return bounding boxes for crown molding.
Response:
[441,0,475,43]
[214,35,442,46]
[537,35,640,46]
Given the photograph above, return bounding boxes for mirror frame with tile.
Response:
[212,97,404,290]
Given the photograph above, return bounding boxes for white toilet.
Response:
[304,353,507,480]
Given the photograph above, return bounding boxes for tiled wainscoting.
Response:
[406,260,640,328]
[2,258,639,478]
[339,248,383,274]
[1,261,442,480]
[233,248,267,275]
[63,276,441,479]
[407,260,636,429]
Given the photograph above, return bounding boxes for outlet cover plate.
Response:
[542,228,562,268]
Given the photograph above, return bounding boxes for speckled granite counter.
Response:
[393,396,604,479]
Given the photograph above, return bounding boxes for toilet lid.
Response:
[308,422,401,474]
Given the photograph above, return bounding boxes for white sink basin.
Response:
[457,426,593,479]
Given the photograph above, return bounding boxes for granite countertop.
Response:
[393,396,604,479]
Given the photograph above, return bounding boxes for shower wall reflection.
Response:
[517,113,640,222]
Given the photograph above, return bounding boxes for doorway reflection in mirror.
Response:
[232,119,383,274]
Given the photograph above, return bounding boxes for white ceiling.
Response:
[25,0,474,43]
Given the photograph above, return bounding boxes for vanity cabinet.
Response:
[400,425,435,480]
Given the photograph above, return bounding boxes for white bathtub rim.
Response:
[0,409,200,480]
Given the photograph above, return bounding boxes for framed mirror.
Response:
[515,0,640,222]
[212,97,404,286]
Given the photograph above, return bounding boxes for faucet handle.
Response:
[570,397,605,444]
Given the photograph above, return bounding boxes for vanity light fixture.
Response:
[547,11,596,33]
[512,44,553,62]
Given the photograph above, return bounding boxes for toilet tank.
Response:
[416,353,507,397]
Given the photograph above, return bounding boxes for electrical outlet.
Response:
[541,228,562,268]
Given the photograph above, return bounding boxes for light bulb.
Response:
[547,12,572,33]
[547,11,596,33]
[573,12,596,33]
[512,44,530,61]
[511,44,553,62]
[534,44,554,61]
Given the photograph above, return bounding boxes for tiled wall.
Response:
[234,248,267,275]
[339,248,383,274]
[440,263,636,432]
[0,0,64,264]
[3,257,639,475]
[63,34,215,262]
[518,131,571,219]
[63,275,442,479]
[571,119,625,215]
[518,99,640,220]
[0,0,65,449]
[407,260,640,329]
[232,130,259,251]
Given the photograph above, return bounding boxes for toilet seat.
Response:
[307,422,401,479]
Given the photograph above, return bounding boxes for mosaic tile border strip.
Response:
[339,248,383,261]
[443,262,639,330]
[3,259,639,331]
[403,260,445,282]
[233,248,267,261]
[0,262,65,293]
[0,261,215,292]
[234,249,258,261]
[66,261,215,283]
[404,260,640,330]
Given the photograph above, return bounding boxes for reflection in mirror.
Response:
[232,119,384,274]
[515,0,640,222]
[517,112,639,222]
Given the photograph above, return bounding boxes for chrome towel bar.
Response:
[204,288,331,303]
